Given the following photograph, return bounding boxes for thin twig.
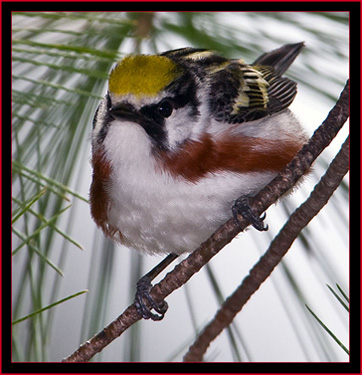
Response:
[62,80,349,363]
[184,135,349,361]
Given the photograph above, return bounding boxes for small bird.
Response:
[90,43,308,319]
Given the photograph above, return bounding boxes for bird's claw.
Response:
[232,198,268,231]
[134,276,168,321]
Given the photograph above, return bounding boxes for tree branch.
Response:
[183,135,349,362]
[62,80,349,363]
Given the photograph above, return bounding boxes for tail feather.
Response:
[253,42,304,76]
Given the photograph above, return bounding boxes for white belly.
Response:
[102,121,277,254]
[107,167,275,255]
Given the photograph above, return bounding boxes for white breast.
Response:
[102,120,276,255]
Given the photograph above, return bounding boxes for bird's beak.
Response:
[109,103,141,123]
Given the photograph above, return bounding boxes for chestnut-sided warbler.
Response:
[90,43,307,319]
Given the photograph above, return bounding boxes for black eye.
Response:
[157,100,173,118]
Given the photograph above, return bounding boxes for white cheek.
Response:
[164,91,211,149]
[164,107,195,149]
[92,98,108,141]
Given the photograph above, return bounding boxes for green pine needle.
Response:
[305,304,349,355]
[326,284,349,312]
[12,290,88,325]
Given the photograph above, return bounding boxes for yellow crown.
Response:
[109,55,181,97]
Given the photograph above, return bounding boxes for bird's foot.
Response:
[232,197,268,231]
[134,276,168,321]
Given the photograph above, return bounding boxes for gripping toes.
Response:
[134,276,168,321]
[232,198,268,231]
